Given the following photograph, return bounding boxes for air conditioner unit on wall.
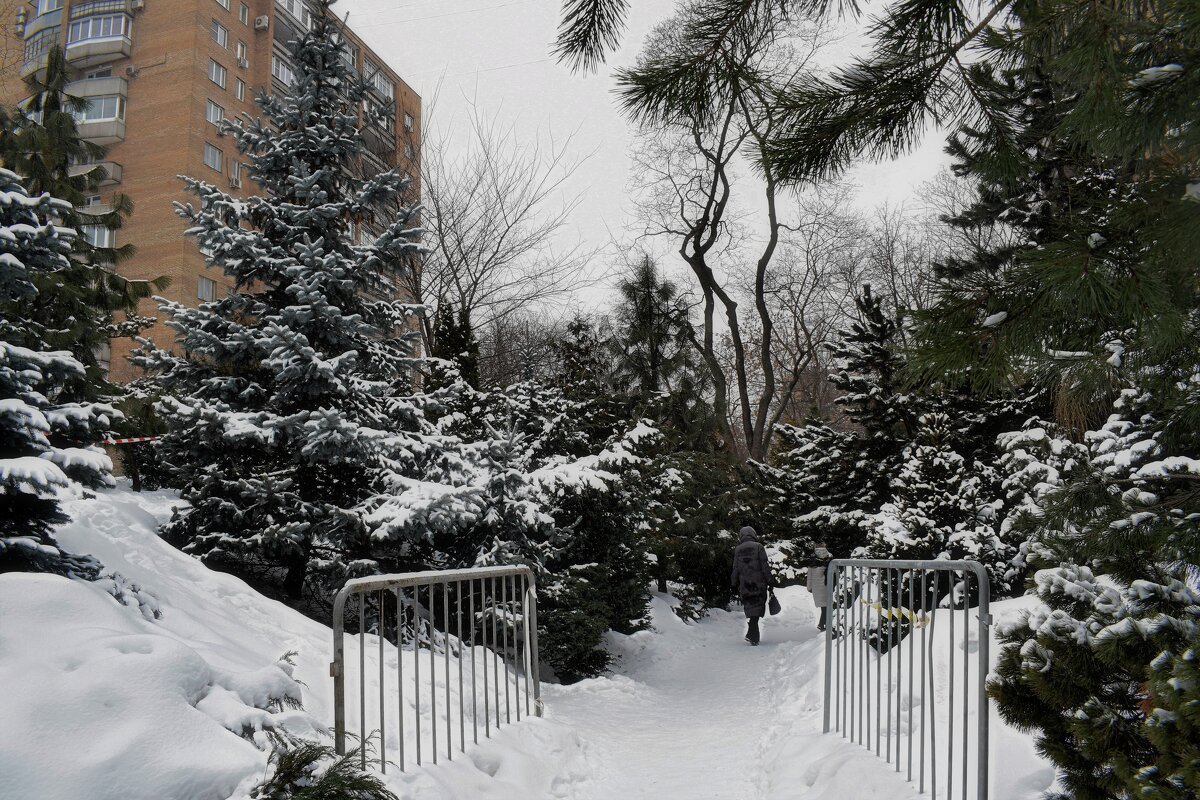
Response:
[254,15,269,31]
[237,57,249,69]
[132,0,145,10]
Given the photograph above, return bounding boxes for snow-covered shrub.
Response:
[996,418,1088,587]
[990,564,1200,800]
[247,741,396,800]
[636,448,783,620]
[96,572,162,620]
[199,652,312,753]
[446,381,657,679]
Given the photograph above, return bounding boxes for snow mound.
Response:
[0,573,287,800]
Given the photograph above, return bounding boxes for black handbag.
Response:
[768,590,781,616]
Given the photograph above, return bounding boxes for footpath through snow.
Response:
[0,488,1055,799]
[547,591,929,800]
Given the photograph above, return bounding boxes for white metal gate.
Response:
[822,559,992,800]
[331,566,542,772]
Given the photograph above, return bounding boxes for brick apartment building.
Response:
[3,0,421,382]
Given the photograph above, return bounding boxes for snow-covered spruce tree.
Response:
[771,285,1033,592]
[442,379,655,681]
[0,167,116,577]
[133,1,435,602]
[863,412,1010,582]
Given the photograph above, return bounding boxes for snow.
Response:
[544,589,1054,800]
[0,488,1055,799]
[0,454,71,494]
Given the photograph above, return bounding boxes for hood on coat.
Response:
[739,526,758,542]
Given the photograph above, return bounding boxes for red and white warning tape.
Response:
[102,436,160,445]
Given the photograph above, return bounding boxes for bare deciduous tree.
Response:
[476,312,570,389]
[405,104,602,350]
[629,14,826,461]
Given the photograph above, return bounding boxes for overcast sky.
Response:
[335,0,949,308]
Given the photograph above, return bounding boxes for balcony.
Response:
[20,13,61,79]
[64,8,132,69]
[361,123,396,166]
[272,11,305,50]
[66,76,128,145]
[68,160,123,186]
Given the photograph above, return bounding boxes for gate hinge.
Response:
[329,661,341,678]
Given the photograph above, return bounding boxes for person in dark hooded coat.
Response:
[730,526,772,645]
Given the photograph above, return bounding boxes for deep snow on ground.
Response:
[0,488,587,800]
[547,588,1054,800]
[0,488,1055,799]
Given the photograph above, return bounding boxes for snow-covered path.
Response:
[545,590,925,800]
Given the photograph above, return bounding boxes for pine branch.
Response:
[554,0,631,73]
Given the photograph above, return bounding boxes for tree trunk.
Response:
[283,553,308,600]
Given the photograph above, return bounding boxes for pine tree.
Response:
[609,255,717,451]
[132,1,433,601]
[991,564,1200,800]
[772,286,1032,588]
[0,47,161,398]
[864,412,1010,584]
[768,285,910,558]
[0,167,116,578]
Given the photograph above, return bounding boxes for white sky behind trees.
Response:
[337,0,949,307]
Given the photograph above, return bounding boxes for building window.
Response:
[235,78,246,101]
[370,102,393,132]
[72,95,125,123]
[277,0,313,29]
[205,99,224,126]
[23,28,59,64]
[340,43,358,71]
[230,160,242,185]
[85,68,113,79]
[236,41,248,62]
[215,0,231,10]
[67,13,130,44]
[37,0,63,15]
[239,3,250,24]
[94,341,111,376]
[211,19,229,48]
[208,59,227,88]
[203,142,223,172]
[271,54,295,87]
[404,112,414,130]
[198,275,218,302]
[363,61,395,99]
[81,225,114,248]
[404,141,414,159]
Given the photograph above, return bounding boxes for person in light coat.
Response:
[808,543,832,632]
[731,526,772,645]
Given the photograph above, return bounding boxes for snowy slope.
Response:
[0,488,1054,799]
[0,488,587,800]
